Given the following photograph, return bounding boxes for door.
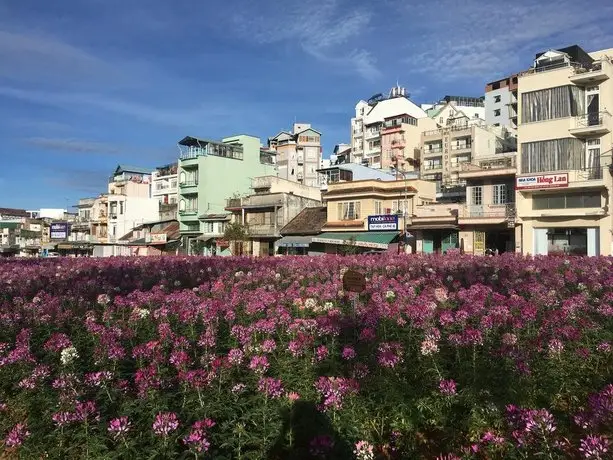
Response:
[474,231,485,255]
[586,87,599,126]
[587,228,600,257]
[533,228,548,255]
[470,186,483,217]
[441,232,459,253]
[422,233,434,254]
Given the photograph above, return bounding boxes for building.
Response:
[515,44,613,256]
[351,85,436,167]
[380,113,426,171]
[177,134,278,253]
[420,115,505,198]
[318,163,399,191]
[151,163,178,220]
[106,165,159,246]
[457,153,518,254]
[196,213,232,256]
[422,95,486,127]
[314,178,437,253]
[118,219,181,256]
[278,206,329,255]
[267,123,322,187]
[485,74,519,132]
[225,176,322,256]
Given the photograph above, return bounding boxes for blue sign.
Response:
[367,215,398,231]
[50,222,70,240]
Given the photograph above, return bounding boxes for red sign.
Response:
[516,173,569,190]
[216,239,229,248]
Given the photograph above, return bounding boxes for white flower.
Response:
[385,290,395,300]
[323,302,334,311]
[60,347,79,366]
[420,339,439,356]
[135,308,150,319]
[305,298,317,310]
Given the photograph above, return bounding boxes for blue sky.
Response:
[1,0,613,210]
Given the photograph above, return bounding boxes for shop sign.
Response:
[367,215,398,231]
[516,173,568,190]
[343,270,366,293]
[148,233,167,244]
[217,239,229,248]
[50,222,70,240]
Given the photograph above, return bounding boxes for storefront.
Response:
[532,227,599,256]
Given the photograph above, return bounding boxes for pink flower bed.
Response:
[0,254,612,458]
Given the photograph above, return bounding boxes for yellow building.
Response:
[515,45,613,256]
[316,179,437,253]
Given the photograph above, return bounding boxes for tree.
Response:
[339,236,360,256]
[223,221,249,256]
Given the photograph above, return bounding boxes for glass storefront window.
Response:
[547,228,587,255]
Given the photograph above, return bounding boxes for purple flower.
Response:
[579,435,609,459]
[377,342,404,368]
[257,377,284,399]
[108,417,131,440]
[439,379,457,396]
[341,346,356,360]
[314,376,359,411]
[152,412,179,437]
[315,345,329,362]
[4,422,30,448]
[310,435,334,457]
[248,355,270,375]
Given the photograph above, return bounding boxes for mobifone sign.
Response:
[367,214,399,231]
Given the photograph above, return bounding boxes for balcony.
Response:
[247,224,280,237]
[569,60,611,85]
[226,198,243,209]
[180,179,199,189]
[423,147,443,156]
[459,155,517,179]
[391,139,406,149]
[423,163,443,172]
[451,143,472,152]
[459,204,516,225]
[569,112,611,137]
[178,209,199,220]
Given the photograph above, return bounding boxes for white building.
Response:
[485,75,519,133]
[350,85,436,168]
[151,163,178,220]
[268,123,322,187]
[422,95,486,127]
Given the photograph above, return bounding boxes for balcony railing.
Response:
[424,147,443,155]
[424,164,443,171]
[461,155,517,171]
[451,144,472,151]
[461,204,516,219]
[577,166,604,181]
[179,208,198,215]
[180,180,199,188]
[247,224,279,236]
[226,198,242,208]
[573,111,611,128]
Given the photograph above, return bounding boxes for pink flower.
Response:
[108,417,131,440]
[52,411,75,427]
[439,379,457,396]
[152,412,179,437]
[258,377,284,399]
[354,440,375,460]
[342,346,356,360]
[4,422,30,448]
[579,435,609,459]
[248,355,270,375]
[315,345,329,362]
[287,391,300,403]
[377,342,404,368]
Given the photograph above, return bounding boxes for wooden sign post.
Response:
[343,270,366,293]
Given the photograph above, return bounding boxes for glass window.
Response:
[337,202,361,220]
[521,85,585,123]
[374,201,382,215]
[471,186,483,206]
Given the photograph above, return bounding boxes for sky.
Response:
[1,0,613,210]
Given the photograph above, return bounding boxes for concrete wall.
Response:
[485,87,512,127]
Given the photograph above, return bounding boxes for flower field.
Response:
[1,254,612,459]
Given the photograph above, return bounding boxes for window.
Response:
[521,138,583,173]
[494,109,501,116]
[521,85,584,123]
[494,95,501,103]
[205,222,214,233]
[374,201,382,215]
[392,200,410,214]
[119,202,124,215]
[337,202,361,220]
[493,183,514,205]
[532,192,601,210]
[472,186,483,206]
[439,117,443,124]
[586,138,601,172]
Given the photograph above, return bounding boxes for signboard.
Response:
[474,231,485,256]
[516,173,568,190]
[149,233,167,244]
[368,215,399,231]
[343,270,366,293]
[50,222,70,240]
[216,239,229,248]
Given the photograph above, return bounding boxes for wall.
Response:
[484,87,512,127]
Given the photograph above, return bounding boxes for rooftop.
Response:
[280,206,328,236]
[0,207,28,218]
[114,164,153,175]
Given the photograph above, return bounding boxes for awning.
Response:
[57,243,93,250]
[312,231,398,249]
[196,235,216,242]
[276,236,312,248]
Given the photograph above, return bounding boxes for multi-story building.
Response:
[515,44,613,256]
[458,153,518,254]
[106,165,159,245]
[225,176,322,256]
[420,115,505,198]
[151,163,178,220]
[177,134,277,253]
[380,113,431,171]
[69,197,95,243]
[267,123,321,187]
[351,85,436,168]
[422,95,486,127]
[313,178,437,253]
[485,74,519,132]
[318,163,398,191]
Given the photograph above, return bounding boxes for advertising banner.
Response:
[367,214,399,231]
[50,222,70,240]
[516,173,569,190]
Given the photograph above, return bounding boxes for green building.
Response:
[177,134,277,254]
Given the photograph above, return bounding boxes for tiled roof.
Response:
[280,206,328,236]
[0,207,28,218]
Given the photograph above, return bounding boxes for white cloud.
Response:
[404,0,613,80]
[229,0,379,80]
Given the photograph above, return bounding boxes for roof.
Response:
[535,45,593,67]
[0,222,20,229]
[317,163,397,181]
[114,165,152,175]
[199,213,231,221]
[363,97,429,125]
[313,231,399,249]
[119,221,180,243]
[280,206,328,236]
[179,136,243,148]
[295,127,322,136]
[0,207,28,218]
